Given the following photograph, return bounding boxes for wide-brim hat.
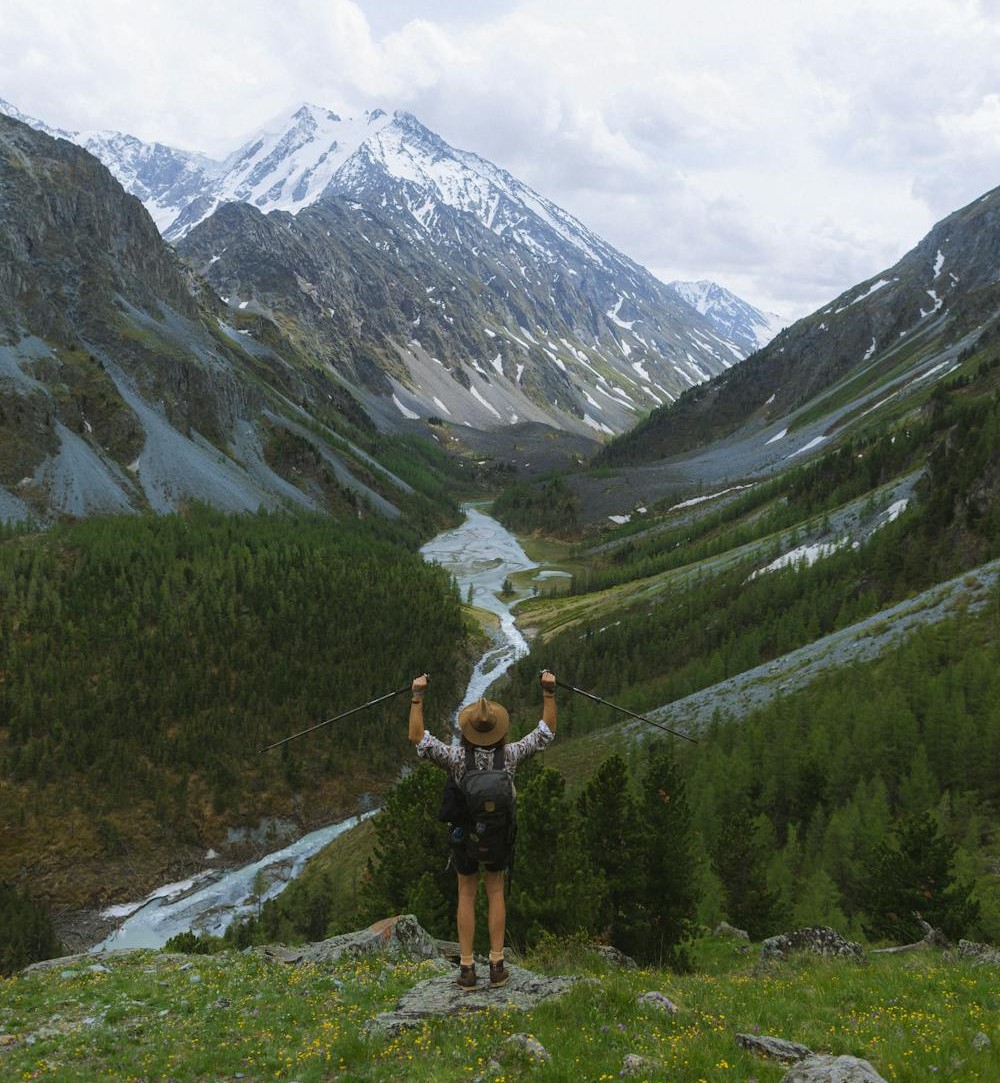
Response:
[458,697,509,746]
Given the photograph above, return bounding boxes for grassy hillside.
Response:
[1,935,997,1082]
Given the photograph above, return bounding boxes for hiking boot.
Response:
[456,964,477,991]
[489,960,509,988]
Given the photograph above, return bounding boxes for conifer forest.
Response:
[2,342,1000,976]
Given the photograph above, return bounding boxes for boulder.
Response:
[494,1033,551,1065]
[366,963,578,1037]
[780,1054,888,1082]
[954,939,1000,966]
[714,921,750,940]
[760,926,864,963]
[622,1053,666,1076]
[637,991,678,1014]
[262,914,445,967]
[736,1032,813,1063]
[589,943,639,969]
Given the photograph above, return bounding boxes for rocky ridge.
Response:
[0,112,416,523]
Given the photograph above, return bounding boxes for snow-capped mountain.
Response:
[175,107,756,434]
[669,280,786,355]
[0,99,759,436]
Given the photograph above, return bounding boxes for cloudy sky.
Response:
[3,0,1000,320]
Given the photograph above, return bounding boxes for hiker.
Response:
[408,670,557,990]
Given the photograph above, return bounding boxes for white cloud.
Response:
[2,0,999,320]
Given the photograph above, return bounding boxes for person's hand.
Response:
[540,670,556,693]
[411,673,429,697]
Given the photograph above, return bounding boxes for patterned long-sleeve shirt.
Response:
[416,721,554,782]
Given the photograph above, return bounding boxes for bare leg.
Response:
[484,869,507,957]
[456,872,479,962]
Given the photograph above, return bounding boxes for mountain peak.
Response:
[669,279,786,354]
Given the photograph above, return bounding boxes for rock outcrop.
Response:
[366,963,580,1037]
[760,926,865,963]
[257,915,581,1038]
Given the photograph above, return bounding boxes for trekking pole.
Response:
[258,681,415,754]
[549,676,698,744]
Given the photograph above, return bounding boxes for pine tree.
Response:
[712,807,784,939]
[577,755,646,955]
[357,765,453,930]
[637,742,699,967]
[506,767,604,947]
[0,885,62,975]
[862,812,980,943]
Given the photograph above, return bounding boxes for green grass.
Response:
[2,939,996,1082]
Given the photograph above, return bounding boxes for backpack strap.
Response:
[465,744,477,774]
[492,744,505,771]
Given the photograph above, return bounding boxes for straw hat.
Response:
[458,697,510,746]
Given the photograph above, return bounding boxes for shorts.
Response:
[452,849,507,875]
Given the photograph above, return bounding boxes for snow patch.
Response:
[583,413,615,435]
[607,295,635,330]
[765,428,788,445]
[470,385,502,419]
[786,435,828,459]
[392,394,420,420]
[884,499,909,523]
[920,289,944,318]
[670,484,754,511]
[753,541,844,577]
[851,278,893,305]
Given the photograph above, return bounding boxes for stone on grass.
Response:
[736,1032,813,1063]
[760,926,864,963]
[496,1033,551,1065]
[365,963,578,1037]
[714,921,750,940]
[955,939,1000,966]
[622,1053,666,1076]
[589,943,638,969]
[266,914,443,967]
[637,990,678,1014]
[780,1053,888,1082]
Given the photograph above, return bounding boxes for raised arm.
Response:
[408,673,428,744]
[540,669,557,733]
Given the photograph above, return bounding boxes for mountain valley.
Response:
[0,92,998,986]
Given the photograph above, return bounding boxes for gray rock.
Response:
[264,914,443,967]
[496,1033,551,1065]
[637,991,678,1014]
[760,927,864,963]
[780,1054,888,1082]
[736,1032,813,1063]
[365,963,578,1037]
[955,939,1000,966]
[589,943,638,969]
[22,950,119,976]
[972,1031,991,1051]
[622,1053,666,1076]
[714,921,750,940]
